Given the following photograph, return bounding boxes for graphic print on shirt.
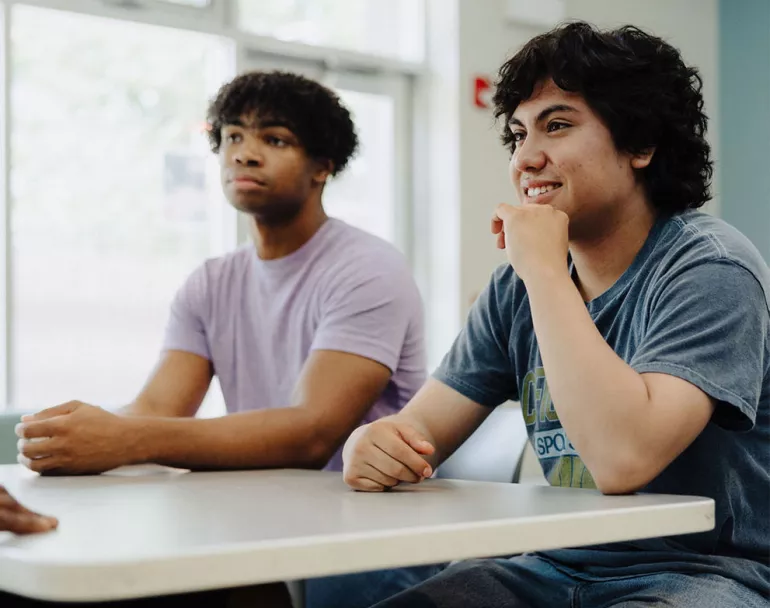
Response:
[521,366,596,489]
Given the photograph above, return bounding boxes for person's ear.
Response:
[312,160,334,185]
[631,147,655,169]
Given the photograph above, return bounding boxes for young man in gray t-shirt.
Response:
[344,22,769,607]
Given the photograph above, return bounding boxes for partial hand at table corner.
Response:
[0,485,58,534]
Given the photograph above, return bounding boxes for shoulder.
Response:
[187,245,253,286]
[646,212,770,310]
[320,220,418,290]
[176,245,253,303]
[488,262,530,315]
[197,245,254,278]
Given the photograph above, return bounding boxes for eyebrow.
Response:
[509,104,579,128]
[226,117,293,131]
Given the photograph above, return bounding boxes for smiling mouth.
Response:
[524,183,562,201]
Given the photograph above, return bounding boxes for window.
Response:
[0,1,420,414]
[325,90,396,243]
[9,6,234,410]
[236,0,425,62]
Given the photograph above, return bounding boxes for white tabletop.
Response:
[0,465,714,602]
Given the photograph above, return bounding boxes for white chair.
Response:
[436,403,531,483]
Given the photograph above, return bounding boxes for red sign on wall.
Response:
[473,76,493,109]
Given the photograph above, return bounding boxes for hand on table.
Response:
[342,418,435,492]
[15,401,140,475]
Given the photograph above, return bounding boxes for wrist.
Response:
[519,263,572,291]
[122,415,160,464]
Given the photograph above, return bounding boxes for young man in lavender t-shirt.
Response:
[14,72,432,606]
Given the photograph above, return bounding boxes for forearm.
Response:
[118,398,157,417]
[525,271,653,488]
[128,408,332,470]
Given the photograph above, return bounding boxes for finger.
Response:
[6,496,57,521]
[495,203,515,220]
[371,444,423,483]
[17,437,58,460]
[21,402,78,422]
[396,425,436,457]
[348,477,387,493]
[491,215,504,235]
[497,231,506,249]
[0,489,22,509]
[17,453,61,474]
[15,418,63,439]
[358,463,401,488]
[372,433,432,479]
[0,510,58,534]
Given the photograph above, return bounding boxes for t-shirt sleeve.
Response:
[630,261,768,431]
[433,267,517,407]
[310,260,421,374]
[162,264,211,361]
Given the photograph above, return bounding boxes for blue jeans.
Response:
[369,555,770,608]
[304,564,446,608]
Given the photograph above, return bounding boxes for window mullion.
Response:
[1,2,12,410]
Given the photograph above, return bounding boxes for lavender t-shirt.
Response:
[162,218,426,471]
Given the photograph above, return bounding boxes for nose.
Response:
[233,139,265,167]
[512,135,547,175]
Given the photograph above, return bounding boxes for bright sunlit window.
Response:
[236,0,425,62]
[0,1,419,413]
[9,6,233,410]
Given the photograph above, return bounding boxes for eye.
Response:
[547,121,570,133]
[225,132,242,143]
[266,135,287,147]
[511,131,526,146]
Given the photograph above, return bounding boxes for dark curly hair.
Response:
[493,21,713,213]
[206,71,358,176]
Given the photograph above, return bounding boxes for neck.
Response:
[570,198,658,302]
[251,200,328,260]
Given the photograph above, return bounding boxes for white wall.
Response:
[423,0,720,366]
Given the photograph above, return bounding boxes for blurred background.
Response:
[0,0,766,416]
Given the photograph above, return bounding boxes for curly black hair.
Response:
[206,71,358,176]
[493,21,713,213]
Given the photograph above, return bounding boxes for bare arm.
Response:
[494,203,717,495]
[18,350,392,474]
[121,350,214,418]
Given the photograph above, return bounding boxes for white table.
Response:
[0,464,714,602]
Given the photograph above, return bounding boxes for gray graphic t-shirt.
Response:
[434,211,769,594]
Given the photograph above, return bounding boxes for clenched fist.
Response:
[492,203,569,283]
[343,417,436,492]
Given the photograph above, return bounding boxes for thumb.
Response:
[397,424,435,456]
